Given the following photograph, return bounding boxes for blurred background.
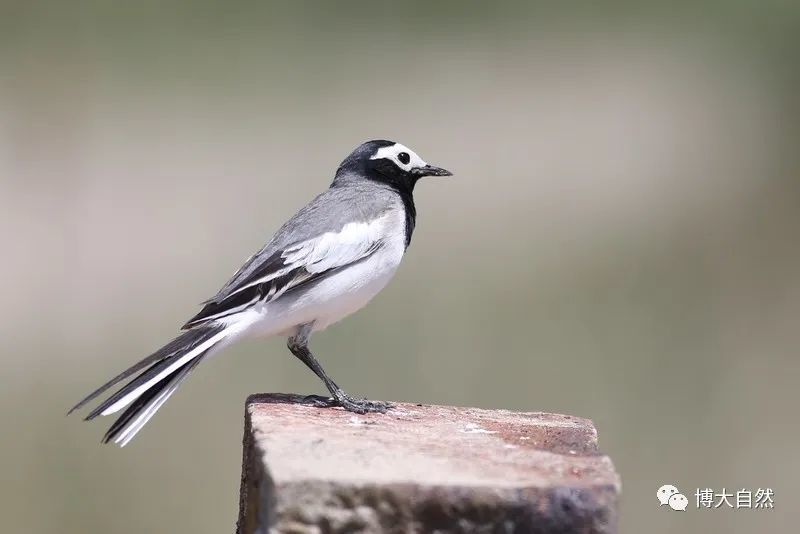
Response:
[1,1,798,532]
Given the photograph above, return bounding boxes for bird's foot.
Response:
[300,394,336,407]
[301,393,393,414]
[336,394,393,414]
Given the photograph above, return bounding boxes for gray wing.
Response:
[183,184,396,329]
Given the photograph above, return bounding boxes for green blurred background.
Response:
[1,1,798,532]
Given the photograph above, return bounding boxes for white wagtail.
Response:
[69,140,452,446]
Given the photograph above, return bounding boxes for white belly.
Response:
[234,238,405,338]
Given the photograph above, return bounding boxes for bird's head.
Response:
[334,140,452,192]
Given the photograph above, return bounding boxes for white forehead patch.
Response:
[370,143,427,172]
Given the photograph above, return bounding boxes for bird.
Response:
[69,139,453,446]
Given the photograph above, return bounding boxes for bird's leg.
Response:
[287,325,391,414]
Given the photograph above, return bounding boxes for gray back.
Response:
[207,180,401,303]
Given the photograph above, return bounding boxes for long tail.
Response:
[69,324,228,446]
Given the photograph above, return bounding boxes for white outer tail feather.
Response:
[100,329,231,416]
[103,318,257,447]
[114,359,199,446]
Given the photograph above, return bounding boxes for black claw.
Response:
[301,394,336,407]
[336,395,393,414]
[300,391,392,414]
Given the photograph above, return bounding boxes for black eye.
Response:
[397,152,410,165]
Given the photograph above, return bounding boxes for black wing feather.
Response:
[182,263,315,329]
[181,241,384,329]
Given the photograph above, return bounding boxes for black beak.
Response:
[412,164,453,178]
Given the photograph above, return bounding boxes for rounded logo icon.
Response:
[668,493,689,511]
[657,485,680,506]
